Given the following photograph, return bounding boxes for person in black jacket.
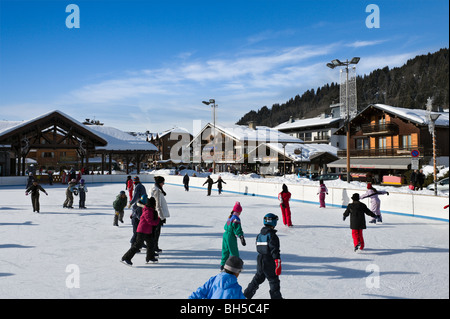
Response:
[203,176,214,196]
[183,173,190,191]
[213,176,226,194]
[343,193,377,252]
[244,213,282,299]
[25,181,48,213]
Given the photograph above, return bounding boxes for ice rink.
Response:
[0,182,448,299]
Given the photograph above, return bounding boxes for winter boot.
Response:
[113,214,119,226]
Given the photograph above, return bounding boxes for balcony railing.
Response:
[337,146,437,158]
[361,123,399,136]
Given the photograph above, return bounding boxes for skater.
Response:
[126,175,133,201]
[189,256,246,299]
[151,176,170,254]
[416,169,425,191]
[47,170,53,185]
[113,191,128,226]
[183,173,190,191]
[26,172,35,189]
[244,213,282,299]
[221,202,246,270]
[278,184,293,227]
[410,169,418,191]
[343,193,377,252]
[317,180,328,208]
[25,181,48,213]
[78,179,88,209]
[128,176,147,245]
[63,179,78,208]
[214,176,227,194]
[203,175,214,196]
[121,196,160,265]
[361,183,389,224]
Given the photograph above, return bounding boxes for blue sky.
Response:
[0,0,448,133]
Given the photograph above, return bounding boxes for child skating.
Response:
[25,181,48,213]
[343,193,377,252]
[244,213,282,299]
[317,179,328,208]
[221,202,246,270]
[113,191,128,226]
[278,184,293,227]
[78,179,88,209]
[361,183,389,223]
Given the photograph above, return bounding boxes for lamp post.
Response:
[429,112,441,196]
[202,99,217,173]
[327,57,360,183]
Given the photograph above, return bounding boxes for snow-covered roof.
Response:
[189,123,303,145]
[252,143,339,162]
[371,104,449,127]
[275,116,341,131]
[85,125,158,152]
[156,127,192,139]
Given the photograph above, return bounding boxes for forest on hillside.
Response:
[237,48,449,127]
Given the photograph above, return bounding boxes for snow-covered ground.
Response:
[0,182,448,299]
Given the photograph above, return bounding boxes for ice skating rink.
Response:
[0,182,448,299]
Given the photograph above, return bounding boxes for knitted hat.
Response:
[351,193,360,201]
[224,256,244,274]
[133,176,140,182]
[155,176,165,184]
[233,201,242,213]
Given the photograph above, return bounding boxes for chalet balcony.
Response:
[337,146,437,158]
[361,123,399,136]
[313,135,330,143]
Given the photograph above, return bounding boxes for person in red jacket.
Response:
[126,175,133,201]
[278,184,293,227]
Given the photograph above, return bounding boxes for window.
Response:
[402,135,412,148]
[378,137,387,149]
[42,152,55,158]
[356,138,369,150]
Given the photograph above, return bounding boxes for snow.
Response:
[373,104,449,127]
[0,181,448,299]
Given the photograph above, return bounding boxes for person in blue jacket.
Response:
[189,256,246,299]
[128,176,147,246]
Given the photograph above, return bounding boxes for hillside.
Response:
[236,48,449,127]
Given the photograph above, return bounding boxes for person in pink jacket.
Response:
[121,196,160,265]
[317,180,328,208]
[360,183,389,224]
[278,184,293,227]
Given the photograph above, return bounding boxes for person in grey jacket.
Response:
[128,176,147,246]
[151,176,170,253]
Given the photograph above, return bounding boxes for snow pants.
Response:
[63,191,73,208]
[122,232,156,262]
[221,232,239,266]
[319,193,326,208]
[79,191,86,208]
[244,254,282,299]
[352,229,365,249]
[31,193,40,212]
[280,205,292,226]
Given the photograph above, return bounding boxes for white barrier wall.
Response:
[1,174,448,222]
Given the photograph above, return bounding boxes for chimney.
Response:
[289,116,294,123]
[248,121,256,130]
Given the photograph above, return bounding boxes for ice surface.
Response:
[0,182,448,299]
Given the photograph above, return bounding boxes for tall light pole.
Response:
[327,57,360,183]
[428,112,441,196]
[202,99,217,173]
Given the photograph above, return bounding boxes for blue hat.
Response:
[263,213,279,227]
[140,194,148,204]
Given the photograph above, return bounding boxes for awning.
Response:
[327,157,412,170]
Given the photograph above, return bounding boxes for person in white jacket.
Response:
[151,176,170,253]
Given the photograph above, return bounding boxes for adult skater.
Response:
[221,202,246,270]
[343,193,377,252]
[214,176,226,195]
[25,181,48,213]
[244,213,282,299]
[113,191,128,226]
[317,179,328,208]
[203,175,214,196]
[63,179,78,208]
[121,196,160,265]
[151,176,170,254]
[416,169,425,191]
[183,173,190,191]
[128,176,147,245]
[126,175,133,201]
[78,179,88,209]
[278,184,293,227]
[189,256,246,299]
[361,183,389,224]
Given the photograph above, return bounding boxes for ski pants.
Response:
[221,232,239,266]
[79,192,86,208]
[244,254,282,299]
[280,205,292,226]
[122,232,156,262]
[63,192,73,208]
[352,229,365,249]
[31,193,40,212]
[319,193,326,208]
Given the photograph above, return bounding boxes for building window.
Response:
[402,135,412,148]
[356,138,369,150]
[378,137,387,149]
[42,152,55,158]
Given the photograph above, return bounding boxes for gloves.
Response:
[25,192,29,196]
[343,216,346,221]
[387,192,389,196]
[240,236,246,246]
[275,259,282,276]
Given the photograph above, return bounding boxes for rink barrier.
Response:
[1,174,448,222]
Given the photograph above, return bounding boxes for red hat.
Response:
[367,183,372,189]
[233,201,242,213]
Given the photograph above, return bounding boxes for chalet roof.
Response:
[371,104,449,127]
[275,116,341,131]
[249,143,338,163]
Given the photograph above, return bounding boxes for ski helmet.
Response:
[140,194,148,205]
[263,213,279,227]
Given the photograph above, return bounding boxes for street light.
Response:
[327,57,360,183]
[429,112,441,196]
[202,99,217,173]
